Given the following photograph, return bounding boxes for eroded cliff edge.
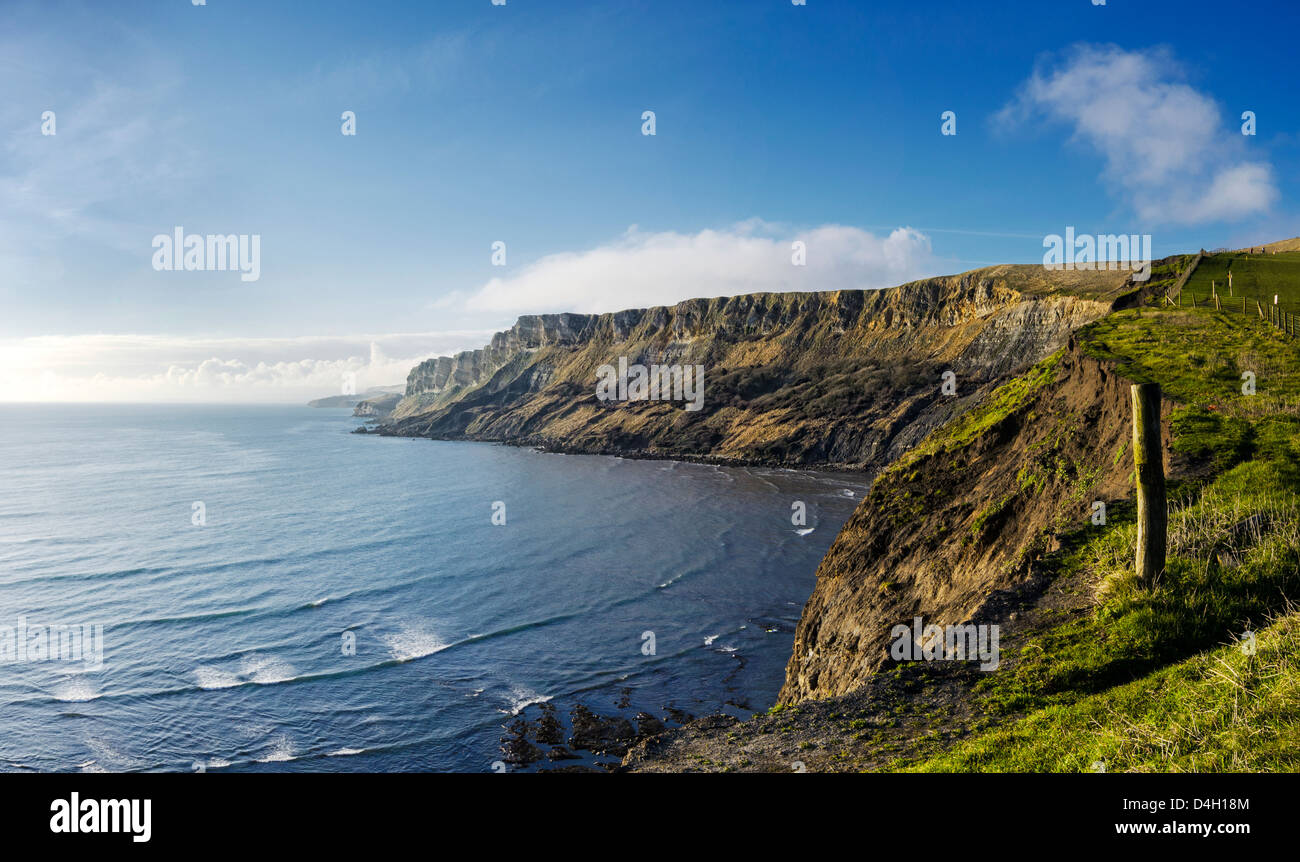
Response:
[777,339,1172,703]
[621,334,1178,771]
[373,265,1130,471]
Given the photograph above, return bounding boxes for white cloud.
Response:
[465,222,937,315]
[0,222,938,403]
[999,44,1277,225]
[0,331,493,403]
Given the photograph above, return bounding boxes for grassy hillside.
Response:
[908,608,1300,772]
[1182,251,1300,316]
[904,278,1300,771]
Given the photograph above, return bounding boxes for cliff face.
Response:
[379,265,1129,469]
[402,313,601,397]
[353,392,402,418]
[777,339,1172,703]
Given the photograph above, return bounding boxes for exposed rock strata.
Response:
[376,265,1127,471]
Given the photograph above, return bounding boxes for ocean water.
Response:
[0,404,869,772]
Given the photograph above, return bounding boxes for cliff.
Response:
[777,338,1166,702]
[353,392,402,418]
[373,264,1131,471]
[618,336,1158,770]
[308,385,403,409]
[622,249,1300,771]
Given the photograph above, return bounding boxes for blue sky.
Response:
[1,0,1295,401]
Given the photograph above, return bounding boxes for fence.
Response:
[1265,302,1299,338]
[1165,252,1202,304]
[1177,286,1298,339]
[1171,251,1298,340]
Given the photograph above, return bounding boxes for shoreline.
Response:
[353,423,882,476]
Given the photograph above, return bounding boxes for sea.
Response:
[0,404,869,772]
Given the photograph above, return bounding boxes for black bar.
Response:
[2,773,1286,850]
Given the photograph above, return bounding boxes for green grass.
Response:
[1182,251,1300,316]
[973,306,1300,716]
[891,351,1062,472]
[897,283,1300,772]
[906,608,1300,772]
[1080,305,1300,405]
[972,460,1300,716]
[970,493,1015,540]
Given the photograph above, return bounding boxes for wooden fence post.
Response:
[1132,383,1166,587]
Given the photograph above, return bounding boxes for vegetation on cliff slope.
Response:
[904,271,1300,771]
[627,251,1300,772]
[908,607,1300,772]
[778,326,1140,703]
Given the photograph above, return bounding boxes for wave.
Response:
[502,686,552,715]
[657,561,711,589]
[194,654,297,690]
[242,655,297,685]
[53,678,101,703]
[193,666,242,690]
[382,626,449,662]
[2,563,173,588]
[81,737,147,772]
[2,533,426,590]
[119,578,429,636]
[121,604,270,629]
[256,736,295,763]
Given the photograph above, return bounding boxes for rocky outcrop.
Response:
[402,313,597,399]
[375,265,1128,470]
[309,385,403,410]
[353,392,402,418]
